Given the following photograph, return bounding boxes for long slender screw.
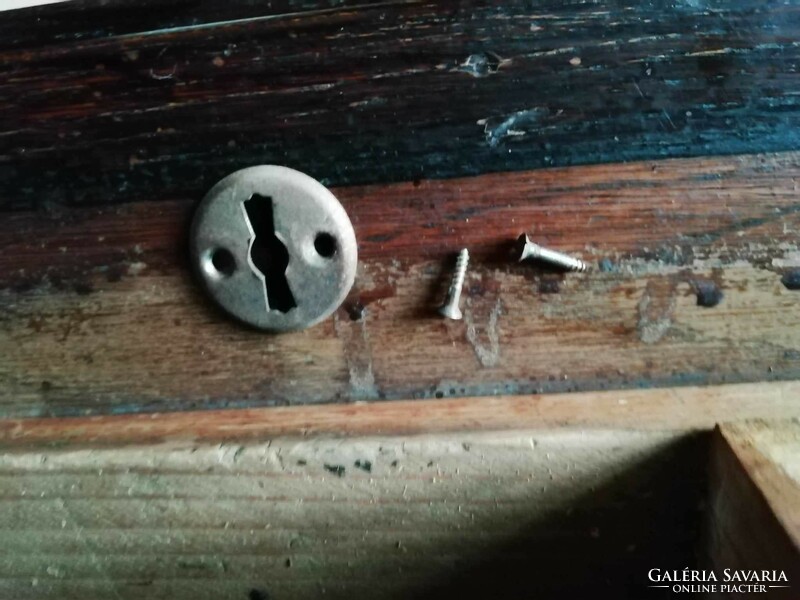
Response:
[438,248,469,320]
[515,234,588,272]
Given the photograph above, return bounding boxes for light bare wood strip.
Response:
[706,421,800,599]
[0,429,705,599]
[0,381,798,449]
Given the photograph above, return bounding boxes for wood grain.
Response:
[2,0,800,208]
[706,421,800,599]
[0,381,798,450]
[717,421,800,546]
[0,428,706,599]
[2,153,800,417]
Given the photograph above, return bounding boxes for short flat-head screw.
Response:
[515,233,587,272]
[438,248,469,320]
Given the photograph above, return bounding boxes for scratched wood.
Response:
[706,421,800,599]
[2,153,800,417]
[2,0,800,208]
[0,428,707,599]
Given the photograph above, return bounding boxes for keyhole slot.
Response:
[244,194,297,313]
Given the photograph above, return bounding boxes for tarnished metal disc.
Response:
[190,166,357,332]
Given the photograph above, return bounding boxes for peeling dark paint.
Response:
[354,459,372,472]
[598,258,615,273]
[4,1,797,208]
[690,280,723,307]
[323,464,346,477]
[781,270,800,290]
[457,52,507,78]
[538,278,561,294]
[345,301,366,321]
[73,281,94,296]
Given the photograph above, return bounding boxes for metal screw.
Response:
[438,248,469,320]
[515,233,587,272]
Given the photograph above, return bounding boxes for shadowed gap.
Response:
[244,194,296,313]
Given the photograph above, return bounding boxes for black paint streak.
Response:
[597,258,615,273]
[354,459,372,472]
[345,301,366,321]
[365,234,395,243]
[73,281,94,296]
[691,280,723,307]
[105,264,126,283]
[781,270,800,290]
[1,1,800,208]
[323,463,346,477]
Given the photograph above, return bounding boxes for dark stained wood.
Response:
[1,153,800,417]
[2,0,800,208]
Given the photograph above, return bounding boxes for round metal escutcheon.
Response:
[190,166,357,331]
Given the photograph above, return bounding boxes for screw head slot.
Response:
[190,166,358,332]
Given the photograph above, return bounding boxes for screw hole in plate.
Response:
[314,232,337,258]
[208,247,236,278]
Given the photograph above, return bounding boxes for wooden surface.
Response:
[2,1,800,419]
[2,4,798,597]
[2,0,800,207]
[706,421,800,599]
[716,421,800,546]
[1,381,799,450]
[2,153,800,416]
[0,427,706,599]
[4,415,800,600]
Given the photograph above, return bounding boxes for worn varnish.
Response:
[2,0,800,418]
[2,153,800,416]
[2,0,800,207]
[1,2,798,596]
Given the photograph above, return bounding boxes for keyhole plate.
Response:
[190,166,358,332]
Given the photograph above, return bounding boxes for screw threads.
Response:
[535,246,587,272]
[438,248,469,320]
[516,234,587,272]
[451,248,469,293]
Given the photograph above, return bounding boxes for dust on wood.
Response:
[0,428,705,599]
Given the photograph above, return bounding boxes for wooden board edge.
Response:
[0,380,798,450]
[715,422,800,550]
